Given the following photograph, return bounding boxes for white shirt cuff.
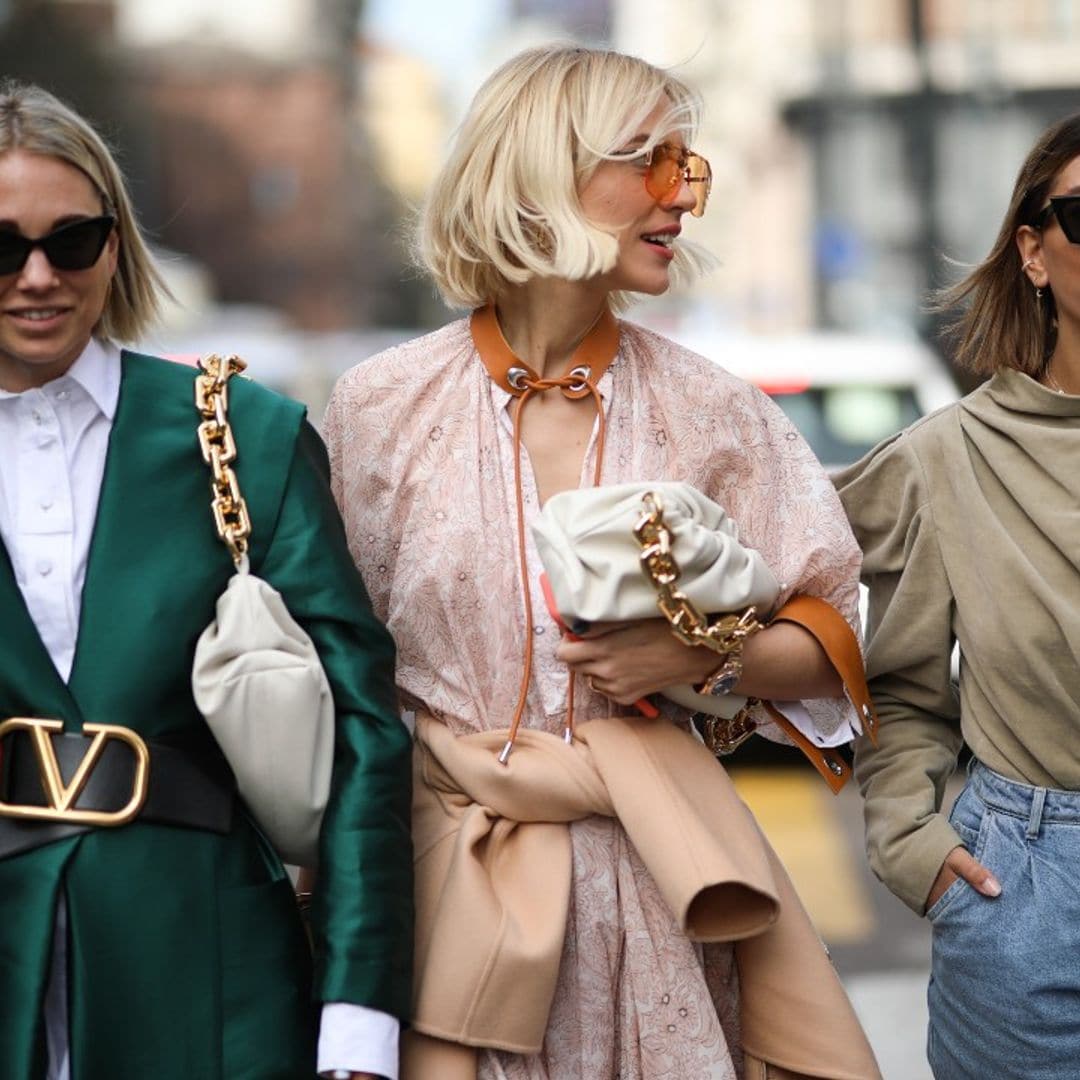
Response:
[769,699,860,747]
[317,1002,399,1080]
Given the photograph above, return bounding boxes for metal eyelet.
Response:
[566,365,591,393]
[828,760,844,776]
[507,366,530,391]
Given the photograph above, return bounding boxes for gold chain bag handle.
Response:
[633,491,765,653]
[633,491,856,793]
[190,354,336,866]
[195,354,252,567]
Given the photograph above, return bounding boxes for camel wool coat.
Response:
[403,713,881,1080]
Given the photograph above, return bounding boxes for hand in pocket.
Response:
[925,844,1001,911]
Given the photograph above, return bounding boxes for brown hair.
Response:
[937,112,1080,376]
[0,79,169,343]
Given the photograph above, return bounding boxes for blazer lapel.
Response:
[67,352,228,727]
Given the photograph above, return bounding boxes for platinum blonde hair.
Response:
[0,80,169,343]
[419,44,705,311]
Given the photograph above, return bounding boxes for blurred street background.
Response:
[5,1,1079,1076]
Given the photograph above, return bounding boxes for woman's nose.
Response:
[670,172,699,213]
[16,247,60,288]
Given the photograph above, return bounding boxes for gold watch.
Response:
[695,652,744,697]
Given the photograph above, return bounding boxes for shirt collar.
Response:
[65,337,122,420]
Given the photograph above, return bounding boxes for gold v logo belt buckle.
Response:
[0,718,150,826]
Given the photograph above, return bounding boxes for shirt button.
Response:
[36,559,53,577]
[31,410,43,425]
[56,389,70,401]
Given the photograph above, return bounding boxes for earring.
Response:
[1036,287,1044,299]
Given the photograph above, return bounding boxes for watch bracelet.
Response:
[695,703,759,756]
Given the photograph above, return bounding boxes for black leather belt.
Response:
[0,723,235,859]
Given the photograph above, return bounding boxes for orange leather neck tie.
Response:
[470,304,620,762]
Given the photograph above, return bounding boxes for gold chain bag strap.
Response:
[634,491,864,794]
[190,354,335,865]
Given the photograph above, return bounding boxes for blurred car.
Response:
[665,330,960,470]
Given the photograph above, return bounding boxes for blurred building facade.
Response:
[1,0,419,331]
[781,0,1080,355]
[6,0,1080,352]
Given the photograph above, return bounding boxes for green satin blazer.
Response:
[0,352,412,1080]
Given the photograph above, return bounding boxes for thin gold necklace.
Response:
[1045,368,1066,394]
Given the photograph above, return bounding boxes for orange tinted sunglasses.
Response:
[643,142,712,217]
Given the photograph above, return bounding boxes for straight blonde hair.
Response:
[936,112,1080,376]
[0,80,169,343]
[419,45,704,311]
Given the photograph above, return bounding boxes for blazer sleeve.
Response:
[835,432,965,914]
[257,418,413,1020]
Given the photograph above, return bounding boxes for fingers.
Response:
[945,846,1002,897]
[926,845,1002,910]
[581,671,635,705]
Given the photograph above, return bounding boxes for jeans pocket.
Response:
[926,790,992,924]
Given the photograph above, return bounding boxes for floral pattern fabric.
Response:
[324,316,861,1080]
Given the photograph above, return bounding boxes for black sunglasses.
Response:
[1033,196,1080,244]
[0,214,116,275]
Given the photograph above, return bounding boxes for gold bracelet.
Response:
[696,703,760,756]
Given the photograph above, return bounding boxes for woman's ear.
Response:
[1016,224,1048,288]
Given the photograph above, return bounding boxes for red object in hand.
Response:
[539,573,660,719]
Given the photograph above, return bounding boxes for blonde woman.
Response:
[0,82,411,1080]
[327,45,879,1080]
[838,112,1080,1079]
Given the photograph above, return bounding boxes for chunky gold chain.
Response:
[195,354,251,566]
[632,490,763,655]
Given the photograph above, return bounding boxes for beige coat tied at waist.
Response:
[407,714,881,1080]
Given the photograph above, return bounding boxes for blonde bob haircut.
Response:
[419,44,704,311]
[0,80,169,343]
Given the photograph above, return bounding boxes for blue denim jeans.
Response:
[926,760,1080,1079]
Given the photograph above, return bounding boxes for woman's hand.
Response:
[556,617,844,705]
[555,619,717,704]
[925,845,1001,911]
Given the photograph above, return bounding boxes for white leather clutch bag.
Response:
[531,481,780,718]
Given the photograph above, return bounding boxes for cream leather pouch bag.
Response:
[190,354,334,867]
[193,562,334,866]
[531,481,780,717]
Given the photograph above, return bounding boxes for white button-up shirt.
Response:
[0,340,398,1080]
[0,338,117,682]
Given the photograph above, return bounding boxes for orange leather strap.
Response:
[471,304,620,399]
[470,304,620,761]
[762,595,878,795]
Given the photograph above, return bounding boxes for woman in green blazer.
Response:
[0,82,411,1079]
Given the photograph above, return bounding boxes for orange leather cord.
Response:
[470,306,620,765]
[499,377,606,763]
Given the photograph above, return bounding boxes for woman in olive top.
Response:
[836,112,1080,1080]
